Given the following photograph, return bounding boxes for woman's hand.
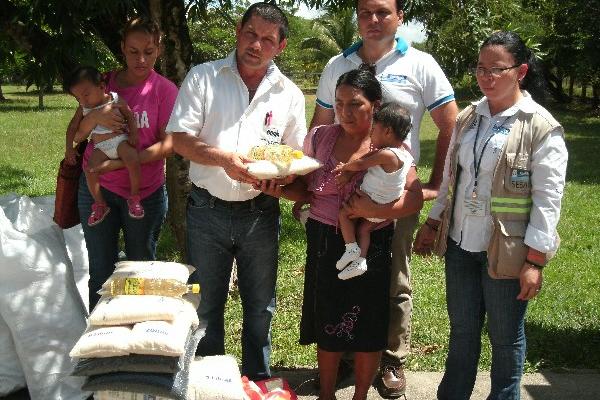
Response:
[64,146,78,165]
[413,219,439,256]
[517,263,543,301]
[88,104,126,133]
[335,170,353,189]
[254,179,283,198]
[254,175,298,198]
[343,189,377,219]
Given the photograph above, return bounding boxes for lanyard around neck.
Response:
[471,115,510,198]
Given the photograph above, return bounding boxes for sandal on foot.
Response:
[127,195,145,219]
[88,203,110,226]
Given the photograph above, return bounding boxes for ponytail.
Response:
[521,48,546,102]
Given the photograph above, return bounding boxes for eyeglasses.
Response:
[472,64,521,78]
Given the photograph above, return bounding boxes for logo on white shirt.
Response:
[380,74,408,84]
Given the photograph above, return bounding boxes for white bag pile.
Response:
[0,193,89,400]
[94,355,246,400]
[69,261,205,400]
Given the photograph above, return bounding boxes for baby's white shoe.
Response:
[336,242,361,270]
[338,257,367,280]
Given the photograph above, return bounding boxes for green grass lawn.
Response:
[1,86,599,372]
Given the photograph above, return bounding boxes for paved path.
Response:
[3,369,599,399]
[276,368,600,400]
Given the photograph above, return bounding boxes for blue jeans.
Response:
[186,186,280,380]
[438,239,528,400]
[78,175,168,310]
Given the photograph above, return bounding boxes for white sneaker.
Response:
[338,258,367,280]
[336,242,361,270]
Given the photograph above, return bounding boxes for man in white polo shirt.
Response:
[309,0,457,397]
[166,2,306,381]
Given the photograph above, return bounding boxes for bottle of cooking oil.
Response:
[109,277,200,297]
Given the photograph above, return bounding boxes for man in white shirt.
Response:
[309,0,458,397]
[166,2,306,381]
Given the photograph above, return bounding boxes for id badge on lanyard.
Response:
[464,198,487,217]
[466,115,507,217]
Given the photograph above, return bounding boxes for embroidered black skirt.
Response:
[299,218,392,352]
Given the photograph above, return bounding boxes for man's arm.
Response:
[171,132,258,185]
[309,105,335,131]
[343,166,424,220]
[424,101,458,200]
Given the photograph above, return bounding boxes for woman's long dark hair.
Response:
[481,31,546,101]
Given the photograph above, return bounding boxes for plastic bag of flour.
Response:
[187,355,245,400]
[70,325,133,358]
[82,327,204,400]
[89,295,199,327]
[72,323,206,376]
[129,309,196,356]
[247,156,322,179]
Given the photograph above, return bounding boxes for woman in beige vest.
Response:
[413,31,568,399]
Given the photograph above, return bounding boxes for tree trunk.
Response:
[569,75,575,99]
[543,65,568,103]
[592,83,599,110]
[0,84,6,102]
[582,83,588,100]
[149,0,193,257]
[38,85,44,109]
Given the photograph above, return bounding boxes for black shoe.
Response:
[374,364,407,399]
[312,358,354,390]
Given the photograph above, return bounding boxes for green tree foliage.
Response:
[189,9,237,64]
[300,6,358,70]
[0,0,123,108]
[534,0,600,106]
[408,0,546,84]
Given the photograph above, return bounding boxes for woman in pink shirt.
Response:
[261,68,423,400]
[64,17,178,310]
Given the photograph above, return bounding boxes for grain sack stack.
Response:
[69,261,205,400]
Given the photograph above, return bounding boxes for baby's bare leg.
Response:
[357,219,379,258]
[86,149,110,204]
[339,206,357,244]
[117,141,141,196]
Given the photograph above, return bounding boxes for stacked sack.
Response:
[69,261,205,400]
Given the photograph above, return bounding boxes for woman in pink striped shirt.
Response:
[262,68,423,400]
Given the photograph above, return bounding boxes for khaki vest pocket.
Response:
[487,220,528,279]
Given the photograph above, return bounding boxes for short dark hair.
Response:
[481,31,546,101]
[373,102,412,141]
[336,68,382,104]
[241,2,289,42]
[63,66,103,94]
[121,16,162,46]
[355,0,404,13]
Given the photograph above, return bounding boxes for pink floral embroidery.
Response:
[324,306,361,341]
